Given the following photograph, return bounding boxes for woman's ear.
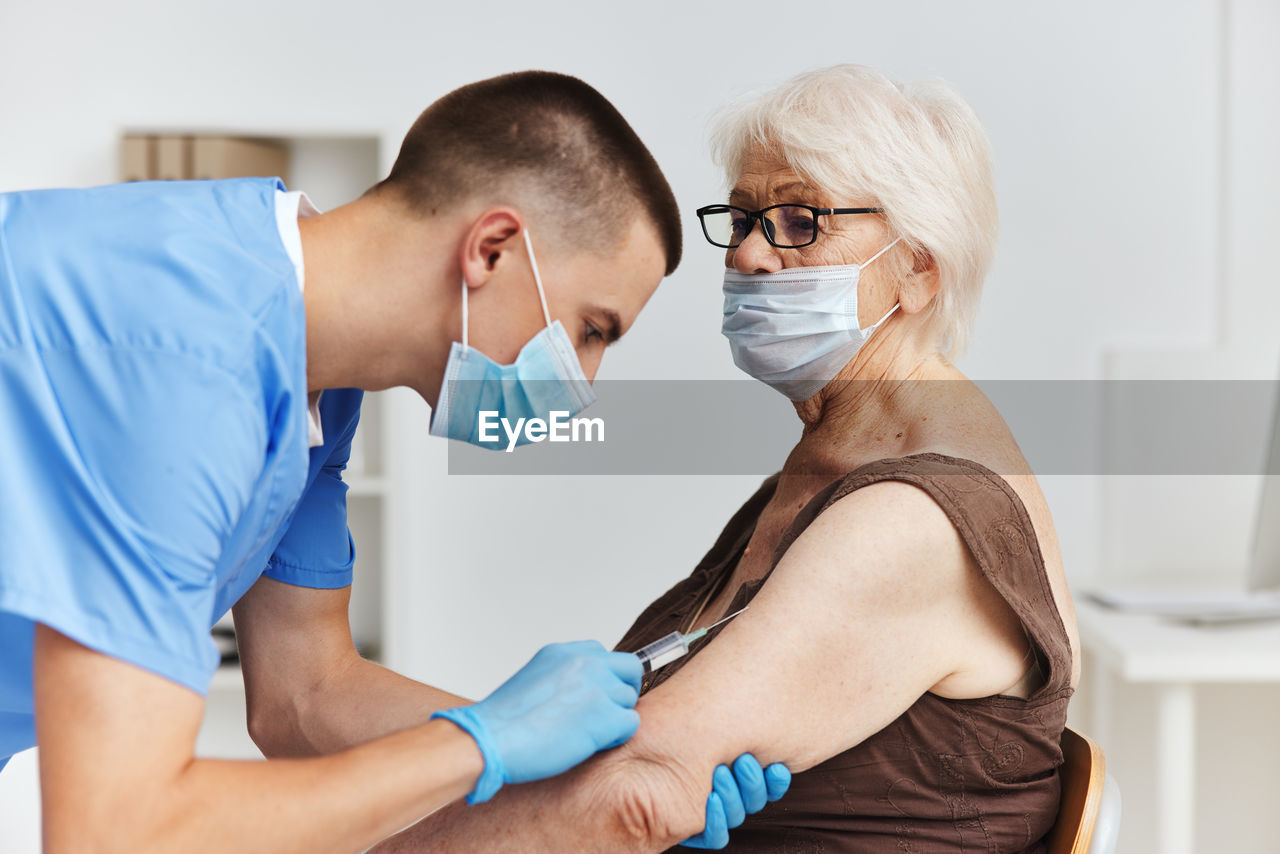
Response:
[899,247,941,314]
[459,207,524,290]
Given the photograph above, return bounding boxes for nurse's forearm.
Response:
[370,734,707,854]
[36,623,485,854]
[249,654,470,757]
[83,719,482,854]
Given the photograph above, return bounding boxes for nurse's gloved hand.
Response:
[432,641,642,804]
[680,754,791,849]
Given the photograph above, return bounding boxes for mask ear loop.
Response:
[862,236,904,333]
[460,227,552,353]
[459,275,470,353]
[867,301,900,331]
[861,235,902,268]
[522,229,554,329]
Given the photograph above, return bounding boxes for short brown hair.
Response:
[377,71,681,275]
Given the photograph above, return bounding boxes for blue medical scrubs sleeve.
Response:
[264,389,363,590]
[0,349,265,697]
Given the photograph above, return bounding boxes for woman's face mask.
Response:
[721,237,900,401]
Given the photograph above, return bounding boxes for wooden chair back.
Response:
[1045,727,1107,854]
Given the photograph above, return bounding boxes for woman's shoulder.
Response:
[813,445,1079,692]
[822,448,1033,519]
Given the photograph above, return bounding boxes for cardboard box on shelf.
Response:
[118,134,290,182]
[119,135,151,182]
[154,136,190,181]
[191,137,289,182]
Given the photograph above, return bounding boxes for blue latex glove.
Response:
[680,753,792,849]
[432,641,642,804]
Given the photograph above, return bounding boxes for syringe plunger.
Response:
[636,632,688,674]
[633,607,750,675]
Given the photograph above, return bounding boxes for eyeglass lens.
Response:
[705,206,819,248]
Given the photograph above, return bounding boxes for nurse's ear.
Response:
[898,246,940,314]
[459,207,525,290]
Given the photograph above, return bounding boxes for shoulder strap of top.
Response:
[689,473,780,578]
[771,453,1073,699]
[616,473,780,656]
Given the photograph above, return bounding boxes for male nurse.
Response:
[0,71,783,853]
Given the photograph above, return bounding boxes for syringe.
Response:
[634,607,749,674]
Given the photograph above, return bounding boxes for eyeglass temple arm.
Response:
[819,207,884,215]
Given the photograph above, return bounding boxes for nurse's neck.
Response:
[298,190,461,399]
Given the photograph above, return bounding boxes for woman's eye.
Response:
[584,322,604,344]
[782,211,817,241]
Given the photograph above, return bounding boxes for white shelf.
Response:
[1077,599,1280,682]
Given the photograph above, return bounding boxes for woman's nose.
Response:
[729,226,783,274]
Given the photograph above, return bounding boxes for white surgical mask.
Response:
[429,230,596,449]
[721,237,901,401]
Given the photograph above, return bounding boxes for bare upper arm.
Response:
[232,577,359,725]
[619,481,1024,788]
[34,623,204,851]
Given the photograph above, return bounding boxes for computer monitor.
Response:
[1248,376,1280,592]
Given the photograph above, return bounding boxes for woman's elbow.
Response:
[589,748,710,851]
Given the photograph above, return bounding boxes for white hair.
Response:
[710,64,998,356]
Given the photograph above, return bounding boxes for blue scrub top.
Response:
[0,178,363,767]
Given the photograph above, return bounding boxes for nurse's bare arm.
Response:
[233,575,469,757]
[34,624,484,854]
[374,482,1031,852]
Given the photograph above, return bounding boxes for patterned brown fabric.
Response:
[616,454,1074,853]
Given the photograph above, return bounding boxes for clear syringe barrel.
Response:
[635,631,689,674]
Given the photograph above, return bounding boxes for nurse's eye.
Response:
[584,321,604,344]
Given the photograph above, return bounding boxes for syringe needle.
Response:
[683,606,750,642]
[704,606,749,632]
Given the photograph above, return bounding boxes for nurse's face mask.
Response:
[429,229,596,449]
[721,237,901,402]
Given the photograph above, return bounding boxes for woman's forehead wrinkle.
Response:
[729,168,769,204]
[730,173,819,207]
[767,180,820,205]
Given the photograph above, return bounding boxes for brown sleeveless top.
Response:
[616,454,1074,853]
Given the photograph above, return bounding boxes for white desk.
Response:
[1077,599,1280,854]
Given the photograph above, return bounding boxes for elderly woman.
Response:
[378,64,1080,853]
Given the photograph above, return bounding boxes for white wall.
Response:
[1,2,1277,852]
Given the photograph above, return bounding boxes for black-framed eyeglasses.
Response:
[695,203,884,249]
